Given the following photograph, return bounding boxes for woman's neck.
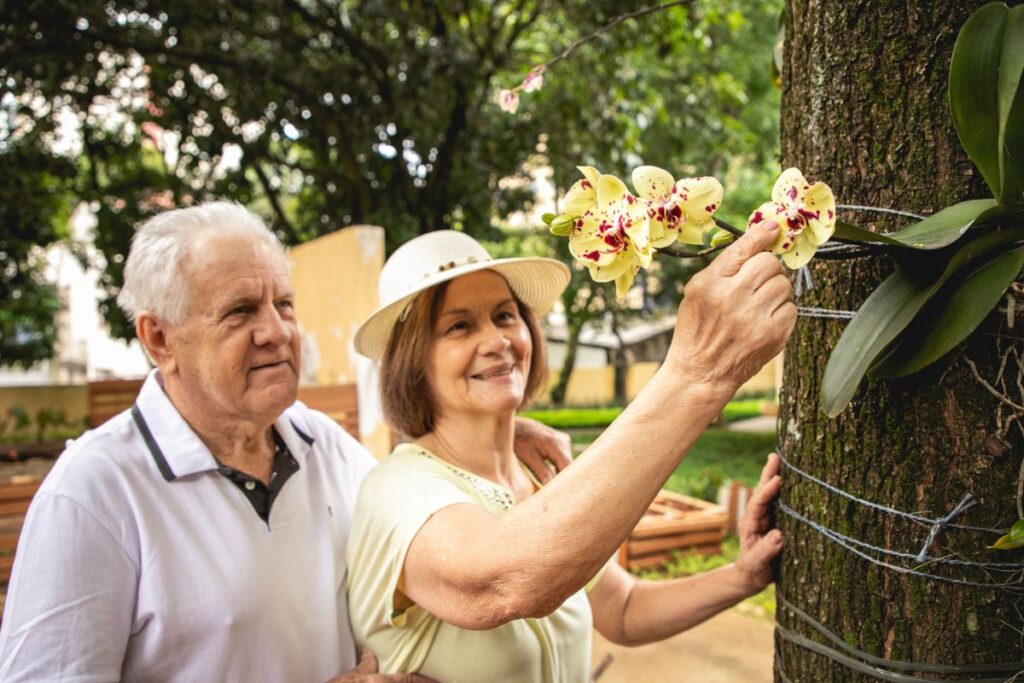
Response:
[418,412,525,491]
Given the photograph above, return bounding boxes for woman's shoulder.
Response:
[358,443,463,496]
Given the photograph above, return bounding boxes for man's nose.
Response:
[253,304,293,347]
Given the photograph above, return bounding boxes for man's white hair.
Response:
[117,201,287,325]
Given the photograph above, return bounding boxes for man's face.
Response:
[162,233,301,426]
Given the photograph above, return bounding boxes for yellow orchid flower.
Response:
[675,176,725,245]
[567,171,652,298]
[747,168,836,269]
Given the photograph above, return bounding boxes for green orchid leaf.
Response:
[869,245,1024,378]
[822,228,1024,416]
[950,2,1007,198]
[998,5,1024,204]
[833,199,997,249]
[989,519,1024,550]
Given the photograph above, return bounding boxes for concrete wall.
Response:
[289,226,391,457]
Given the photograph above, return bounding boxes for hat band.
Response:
[394,254,494,323]
[429,254,490,277]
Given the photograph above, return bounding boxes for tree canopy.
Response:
[0,0,781,356]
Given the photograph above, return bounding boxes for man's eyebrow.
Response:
[216,292,260,311]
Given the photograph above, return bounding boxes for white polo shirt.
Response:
[0,371,378,682]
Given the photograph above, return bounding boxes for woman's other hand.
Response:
[735,452,784,594]
[669,219,796,392]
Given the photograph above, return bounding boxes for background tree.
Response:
[0,0,780,358]
[775,1,1023,680]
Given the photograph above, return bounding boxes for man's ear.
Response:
[136,312,177,374]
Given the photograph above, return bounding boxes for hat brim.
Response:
[354,256,570,360]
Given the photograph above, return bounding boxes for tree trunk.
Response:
[551,321,582,408]
[776,2,1024,681]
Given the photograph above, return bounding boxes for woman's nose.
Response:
[479,327,511,354]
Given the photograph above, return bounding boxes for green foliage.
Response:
[664,429,774,490]
[822,227,1024,417]
[871,245,1024,377]
[0,404,84,443]
[949,3,1024,204]
[834,200,998,250]
[521,397,765,429]
[0,0,782,341]
[0,145,76,366]
[520,406,624,429]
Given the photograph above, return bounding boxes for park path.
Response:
[590,608,774,682]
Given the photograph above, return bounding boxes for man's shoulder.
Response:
[40,409,151,497]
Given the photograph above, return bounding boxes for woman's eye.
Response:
[446,321,468,333]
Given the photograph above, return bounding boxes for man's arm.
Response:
[0,492,137,681]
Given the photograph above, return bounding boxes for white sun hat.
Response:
[354,230,570,360]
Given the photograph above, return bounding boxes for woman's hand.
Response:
[668,219,796,391]
[735,452,784,595]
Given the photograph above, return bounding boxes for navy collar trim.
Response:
[132,403,177,482]
[290,420,315,446]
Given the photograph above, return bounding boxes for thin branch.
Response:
[537,0,696,75]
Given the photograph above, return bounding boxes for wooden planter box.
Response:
[618,490,728,570]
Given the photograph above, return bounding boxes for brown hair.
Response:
[380,274,548,439]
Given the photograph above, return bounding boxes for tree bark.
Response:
[776,1,1024,681]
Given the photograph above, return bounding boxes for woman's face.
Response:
[425,270,533,421]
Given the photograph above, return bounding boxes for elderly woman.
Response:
[348,223,794,681]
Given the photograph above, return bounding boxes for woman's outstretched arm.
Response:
[400,222,795,629]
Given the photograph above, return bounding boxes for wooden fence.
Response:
[0,478,42,582]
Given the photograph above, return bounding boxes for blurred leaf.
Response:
[822,228,1024,416]
[949,2,1007,198]
[870,245,1024,377]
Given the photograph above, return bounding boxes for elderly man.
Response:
[0,203,570,682]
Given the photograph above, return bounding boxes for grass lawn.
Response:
[521,397,766,430]
[568,427,776,497]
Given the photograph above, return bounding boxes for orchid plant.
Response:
[544,165,835,297]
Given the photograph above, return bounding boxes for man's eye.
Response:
[276,299,294,310]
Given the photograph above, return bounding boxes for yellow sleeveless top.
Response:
[346,443,600,683]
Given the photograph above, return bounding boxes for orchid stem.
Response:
[657,243,730,259]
